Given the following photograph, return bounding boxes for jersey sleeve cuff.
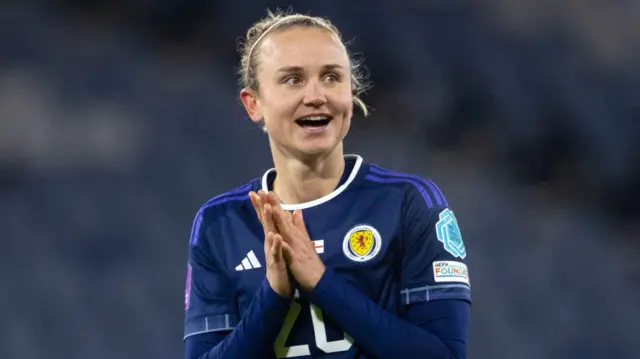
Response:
[307,267,340,304]
[257,278,293,312]
[400,283,471,305]
[183,280,290,340]
[184,314,239,340]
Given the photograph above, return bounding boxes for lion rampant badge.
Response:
[343,225,382,262]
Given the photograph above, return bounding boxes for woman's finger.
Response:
[292,209,309,237]
[264,231,274,257]
[268,191,282,206]
[272,233,283,264]
[249,192,262,222]
[258,190,270,208]
[263,203,275,234]
[276,234,294,263]
[271,206,293,238]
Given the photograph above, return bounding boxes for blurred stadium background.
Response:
[0,1,638,358]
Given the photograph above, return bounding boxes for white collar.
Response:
[260,154,363,210]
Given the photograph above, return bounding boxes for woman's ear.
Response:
[240,88,263,124]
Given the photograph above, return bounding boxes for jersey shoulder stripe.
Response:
[201,180,256,209]
[189,179,257,245]
[365,166,447,209]
[369,165,448,206]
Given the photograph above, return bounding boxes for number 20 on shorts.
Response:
[274,291,354,358]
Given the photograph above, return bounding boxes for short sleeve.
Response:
[400,181,471,306]
[184,210,238,340]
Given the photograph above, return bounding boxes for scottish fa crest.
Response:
[343,224,382,262]
[436,209,466,259]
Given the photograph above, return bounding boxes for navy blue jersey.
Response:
[184,154,471,359]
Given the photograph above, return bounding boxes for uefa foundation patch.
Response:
[433,261,469,285]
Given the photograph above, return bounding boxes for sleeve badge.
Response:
[436,209,467,259]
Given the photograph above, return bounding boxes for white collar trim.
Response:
[261,154,363,210]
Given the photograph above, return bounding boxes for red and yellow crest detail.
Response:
[349,230,374,256]
[343,225,382,262]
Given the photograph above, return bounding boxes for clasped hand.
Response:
[249,190,326,297]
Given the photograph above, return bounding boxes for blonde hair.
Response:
[238,9,371,117]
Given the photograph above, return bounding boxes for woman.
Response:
[184,10,470,359]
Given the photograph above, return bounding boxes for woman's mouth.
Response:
[295,115,333,129]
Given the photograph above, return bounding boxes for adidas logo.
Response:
[235,250,262,271]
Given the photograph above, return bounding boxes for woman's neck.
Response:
[271,145,345,205]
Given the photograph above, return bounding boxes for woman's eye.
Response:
[284,76,302,85]
[324,74,339,83]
